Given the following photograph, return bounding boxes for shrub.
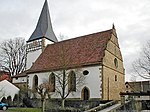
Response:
[13,94,19,106]
[1,97,6,103]
[7,96,13,106]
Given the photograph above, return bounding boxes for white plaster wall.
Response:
[135,96,150,100]
[45,39,53,45]
[28,65,102,99]
[28,71,61,98]
[0,80,20,100]
[67,66,102,99]
[12,77,27,83]
[26,39,53,70]
[28,72,50,90]
[82,66,102,98]
[26,49,42,70]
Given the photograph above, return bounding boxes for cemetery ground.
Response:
[0,108,41,112]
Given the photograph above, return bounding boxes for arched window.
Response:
[68,71,76,92]
[81,87,90,100]
[49,72,55,92]
[33,75,38,91]
[114,58,118,68]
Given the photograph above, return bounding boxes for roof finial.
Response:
[45,0,48,4]
[112,23,115,30]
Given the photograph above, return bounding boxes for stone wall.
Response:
[102,30,125,100]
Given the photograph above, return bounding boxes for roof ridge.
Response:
[50,29,112,46]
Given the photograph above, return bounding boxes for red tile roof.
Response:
[28,29,113,73]
[11,71,27,78]
[0,71,10,81]
[0,75,10,81]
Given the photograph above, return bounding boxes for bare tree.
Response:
[53,44,85,109]
[132,41,150,79]
[55,69,85,108]
[58,33,68,41]
[0,37,26,76]
[32,33,104,108]
[37,82,53,112]
[48,33,103,108]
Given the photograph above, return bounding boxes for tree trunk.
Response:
[61,99,65,109]
[41,99,45,112]
[61,70,66,109]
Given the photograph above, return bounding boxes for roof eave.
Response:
[27,36,57,43]
[27,61,102,74]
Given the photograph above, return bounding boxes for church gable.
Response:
[28,29,112,73]
[103,27,123,72]
[101,26,125,100]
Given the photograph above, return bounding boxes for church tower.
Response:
[26,0,58,69]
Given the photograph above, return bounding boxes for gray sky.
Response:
[0,0,150,81]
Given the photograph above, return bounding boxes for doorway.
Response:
[82,87,90,100]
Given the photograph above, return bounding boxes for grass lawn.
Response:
[8,108,41,112]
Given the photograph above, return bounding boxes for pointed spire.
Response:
[27,0,58,42]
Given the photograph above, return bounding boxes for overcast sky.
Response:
[0,0,150,81]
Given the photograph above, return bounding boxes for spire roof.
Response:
[27,0,58,42]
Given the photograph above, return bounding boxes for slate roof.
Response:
[28,29,114,73]
[27,0,58,42]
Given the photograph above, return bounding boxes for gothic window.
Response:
[49,72,55,92]
[68,71,76,92]
[82,87,90,100]
[114,58,118,68]
[33,75,38,91]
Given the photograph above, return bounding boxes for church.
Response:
[12,0,125,100]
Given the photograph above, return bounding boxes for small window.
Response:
[114,58,118,68]
[83,70,89,75]
[115,75,117,81]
